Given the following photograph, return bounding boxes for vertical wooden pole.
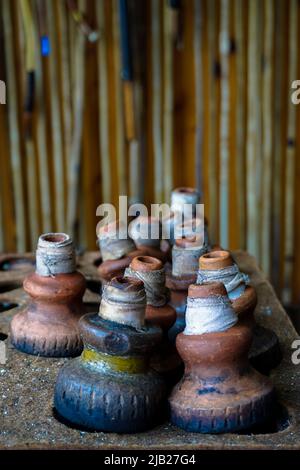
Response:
[97,0,111,203]
[113,0,127,196]
[246,0,262,258]
[261,0,274,276]
[163,1,174,202]
[3,0,26,252]
[219,0,230,249]
[272,0,285,293]
[207,0,218,244]
[67,1,86,242]
[152,0,163,204]
[194,0,204,198]
[47,0,65,232]
[234,0,246,250]
[283,0,297,303]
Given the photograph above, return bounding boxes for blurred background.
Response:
[0,0,299,312]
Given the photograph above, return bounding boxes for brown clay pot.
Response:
[198,250,257,324]
[166,236,207,342]
[169,282,275,433]
[54,276,167,432]
[125,256,181,382]
[10,233,86,357]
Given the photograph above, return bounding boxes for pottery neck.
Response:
[197,250,249,300]
[99,276,146,328]
[36,232,76,276]
[97,220,136,261]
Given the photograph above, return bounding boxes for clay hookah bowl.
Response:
[54,276,167,433]
[129,215,168,262]
[166,235,208,342]
[128,255,176,329]
[169,283,275,433]
[10,233,86,357]
[198,250,257,325]
[125,255,181,382]
[98,219,167,283]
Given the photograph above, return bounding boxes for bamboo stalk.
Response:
[163,1,174,202]
[3,0,26,252]
[57,0,72,180]
[194,0,203,197]
[151,0,163,204]
[34,0,51,234]
[207,0,218,244]
[246,0,262,259]
[219,0,230,249]
[67,1,86,241]
[234,0,246,249]
[113,0,127,196]
[283,0,297,303]
[96,0,111,203]
[261,0,274,276]
[272,0,285,293]
[20,0,40,248]
[47,0,65,232]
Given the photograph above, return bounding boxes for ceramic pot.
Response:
[169,282,275,433]
[10,233,85,357]
[54,276,167,432]
[166,236,208,342]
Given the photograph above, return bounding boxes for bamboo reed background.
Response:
[0,0,299,305]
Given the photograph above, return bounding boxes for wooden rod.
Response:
[207,0,218,244]
[67,1,86,241]
[219,0,230,249]
[151,0,163,204]
[234,0,246,249]
[113,0,127,196]
[97,0,111,203]
[3,0,26,252]
[261,0,274,276]
[283,0,297,304]
[246,0,262,259]
[47,0,65,232]
[194,0,204,198]
[163,1,174,202]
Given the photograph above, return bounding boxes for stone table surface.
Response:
[0,250,299,450]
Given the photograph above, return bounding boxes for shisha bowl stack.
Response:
[169,282,275,433]
[10,233,86,357]
[166,234,208,342]
[54,276,167,433]
[125,256,181,381]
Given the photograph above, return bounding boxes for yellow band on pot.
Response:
[82,348,146,374]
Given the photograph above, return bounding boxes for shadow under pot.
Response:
[10,233,86,357]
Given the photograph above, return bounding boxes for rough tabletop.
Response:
[0,250,299,450]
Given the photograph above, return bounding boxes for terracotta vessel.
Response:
[125,255,181,381]
[169,282,275,433]
[166,235,208,342]
[10,233,86,357]
[54,276,167,432]
[197,250,257,323]
[197,250,281,372]
[98,219,167,283]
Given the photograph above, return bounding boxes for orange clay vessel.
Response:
[10,233,86,357]
[169,282,275,433]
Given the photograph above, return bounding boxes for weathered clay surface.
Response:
[0,250,299,449]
